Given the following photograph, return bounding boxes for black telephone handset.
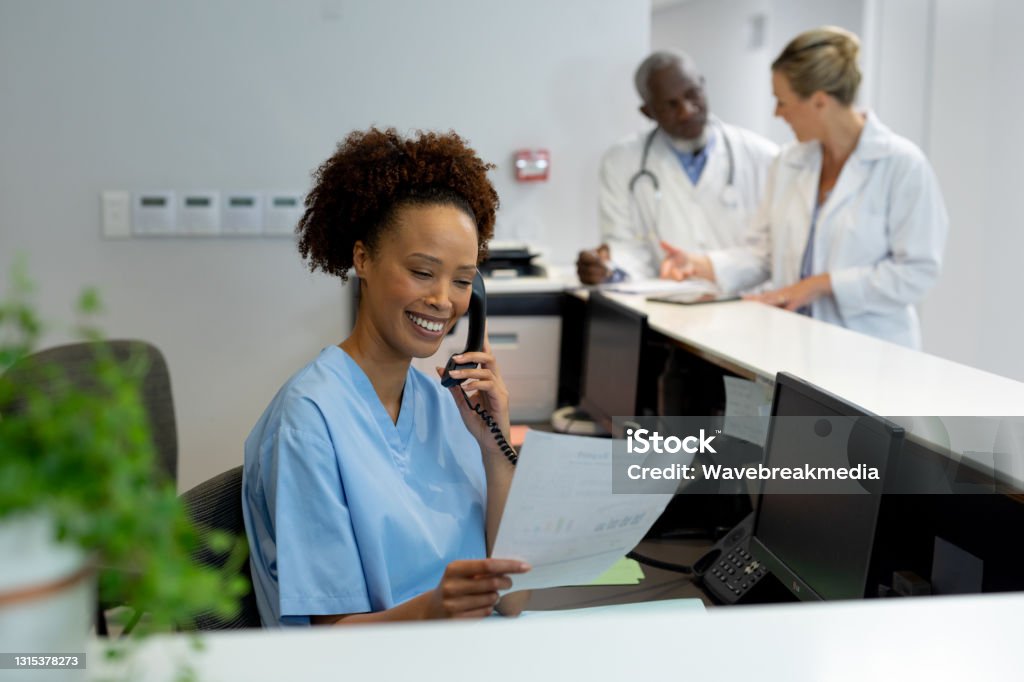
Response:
[441,272,487,388]
[440,273,518,466]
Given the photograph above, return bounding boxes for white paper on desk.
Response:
[723,376,772,447]
[491,431,673,593]
[602,278,718,296]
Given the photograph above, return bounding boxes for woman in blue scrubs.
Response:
[242,128,530,626]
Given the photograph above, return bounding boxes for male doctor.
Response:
[577,50,778,284]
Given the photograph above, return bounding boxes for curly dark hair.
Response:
[297,127,499,281]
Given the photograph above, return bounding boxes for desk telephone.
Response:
[440,273,518,466]
[694,513,771,604]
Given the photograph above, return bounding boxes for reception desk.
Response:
[86,591,1024,681]
[581,291,1024,487]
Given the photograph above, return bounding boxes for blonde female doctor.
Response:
[663,27,948,349]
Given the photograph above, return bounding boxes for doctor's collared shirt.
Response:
[242,345,487,626]
[667,129,716,186]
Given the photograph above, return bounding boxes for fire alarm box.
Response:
[514,149,550,182]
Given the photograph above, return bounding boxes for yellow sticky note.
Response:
[586,557,644,585]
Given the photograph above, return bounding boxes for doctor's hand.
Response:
[576,243,612,284]
[436,336,512,463]
[659,241,715,282]
[423,558,531,619]
[744,274,833,312]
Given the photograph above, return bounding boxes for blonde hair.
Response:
[772,26,861,106]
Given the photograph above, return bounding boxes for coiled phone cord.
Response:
[460,388,518,466]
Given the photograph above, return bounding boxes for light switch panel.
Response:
[222,192,264,235]
[179,191,220,236]
[133,191,177,236]
[101,191,131,238]
[264,191,304,236]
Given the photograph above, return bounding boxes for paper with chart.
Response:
[492,430,673,592]
[723,376,773,447]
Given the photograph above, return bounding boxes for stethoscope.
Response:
[627,117,740,246]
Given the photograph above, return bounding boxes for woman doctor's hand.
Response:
[659,241,715,282]
[436,336,512,462]
[744,274,832,311]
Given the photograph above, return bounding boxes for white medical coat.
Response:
[709,112,949,349]
[599,121,778,279]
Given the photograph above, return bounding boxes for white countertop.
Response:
[86,592,1024,681]
[602,292,1024,417]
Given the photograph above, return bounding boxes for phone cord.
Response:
[625,550,694,575]
[460,389,518,466]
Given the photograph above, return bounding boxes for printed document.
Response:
[492,430,673,592]
[723,376,773,447]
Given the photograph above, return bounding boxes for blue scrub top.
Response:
[242,346,487,626]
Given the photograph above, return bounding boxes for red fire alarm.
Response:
[514,149,550,182]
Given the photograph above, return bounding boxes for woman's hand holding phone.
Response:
[436,336,512,462]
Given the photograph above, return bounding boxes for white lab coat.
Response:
[599,121,778,280]
[709,112,949,349]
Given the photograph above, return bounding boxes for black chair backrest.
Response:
[2,339,178,483]
[181,465,261,629]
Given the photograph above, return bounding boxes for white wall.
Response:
[873,0,1024,380]
[865,0,934,151]
[917,0,1024,381]
[912,0,993,368]
[0,0,650,489]
[981,0,1024,381]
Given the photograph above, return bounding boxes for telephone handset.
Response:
[440,272,518,466]
[441,272,487,388]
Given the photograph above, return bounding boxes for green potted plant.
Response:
[0,261,247,669]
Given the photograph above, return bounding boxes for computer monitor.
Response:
[750,373,905,601]
[579,292,646,436]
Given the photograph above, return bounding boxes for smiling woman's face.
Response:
[354,203,479,361]
[772,70,822,143]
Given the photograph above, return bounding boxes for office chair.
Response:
[180,465,262,629]
[2,339,179,482]
[1,339,179,635]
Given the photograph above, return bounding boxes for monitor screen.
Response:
[579,293,645,436]
[751,373,904,600]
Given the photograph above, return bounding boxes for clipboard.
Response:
[647,291,741,305]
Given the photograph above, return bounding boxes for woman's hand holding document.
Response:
[491,431,673,592]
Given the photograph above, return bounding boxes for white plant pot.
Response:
[0,512,94,681]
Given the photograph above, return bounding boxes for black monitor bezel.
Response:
[578,292,648,436]
[750,372,905,601]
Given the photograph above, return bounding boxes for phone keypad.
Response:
[707,547,768,598]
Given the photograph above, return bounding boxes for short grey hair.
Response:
[634,49,701,103]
